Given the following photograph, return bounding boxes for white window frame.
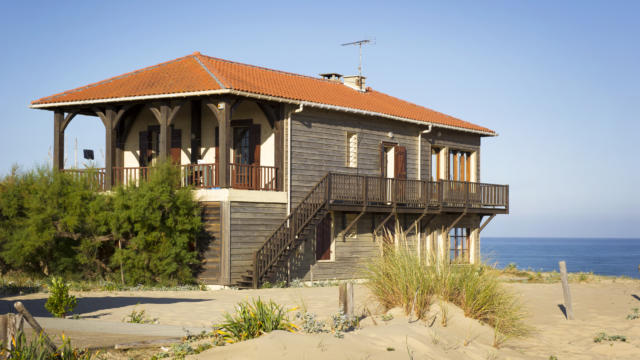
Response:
[346,132,358,168]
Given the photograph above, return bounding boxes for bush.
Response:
[0,162,203,286]
[364,232,530,345]
[45,276,77,318]
[217,298,297,343]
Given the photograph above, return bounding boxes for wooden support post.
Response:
[205,99,231,188]
[558,261,574,320]
[149,103,182,163]
[95,106,129,190]
[14,301,57,352]
[339,282,355,318]
[53,110,65,170]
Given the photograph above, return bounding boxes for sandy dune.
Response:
[3,280,640,359]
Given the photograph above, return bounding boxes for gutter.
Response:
[30,89,497,137]
[417,125,433,181]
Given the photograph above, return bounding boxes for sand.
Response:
[3,280,640,359]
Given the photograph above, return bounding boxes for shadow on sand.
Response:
[0,296,210,317]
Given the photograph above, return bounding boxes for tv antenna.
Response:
[341,39,374,78]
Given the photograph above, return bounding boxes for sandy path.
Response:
[4,280,640,358]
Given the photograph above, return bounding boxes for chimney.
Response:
[343,75,366,92]
[319,73,343,83]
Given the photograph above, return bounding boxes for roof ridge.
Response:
[197,53,352,86]
[31,54,196,104]
[192,53,228,89]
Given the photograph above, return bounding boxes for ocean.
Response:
[481,237,640,279]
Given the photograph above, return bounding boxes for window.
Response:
[448,150,473,182]
[431,147,442,180]
[450,227,470,263]
[233,127,251,164]
[347,132,358,168]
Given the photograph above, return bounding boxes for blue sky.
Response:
[0,1,638,238]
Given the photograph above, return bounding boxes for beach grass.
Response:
[365,231,531,344]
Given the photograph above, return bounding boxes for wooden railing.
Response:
[180,163,218,188]
[64,163,282,191]
[251,173,508,287]
[62,168,106,191]
[230,163,278,191]
[113,166,151,187]
[252,174,330,288]
[328,174,508,210]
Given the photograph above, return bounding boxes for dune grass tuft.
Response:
[365,231,530,344]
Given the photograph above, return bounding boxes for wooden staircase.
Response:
[237,174,331,288]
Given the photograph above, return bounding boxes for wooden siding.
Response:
[199,202,222,284]
[289,109,482,206]
[229,201,287,284]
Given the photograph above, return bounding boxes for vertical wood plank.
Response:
[559,261,574,320]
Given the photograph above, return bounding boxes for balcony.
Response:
[63,163,279,192]
[327,173,508,214]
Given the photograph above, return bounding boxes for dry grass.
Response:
[365,231,531,344]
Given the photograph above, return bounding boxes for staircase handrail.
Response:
[252,173,331,287]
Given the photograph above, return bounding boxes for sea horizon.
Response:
[482,236,640,279]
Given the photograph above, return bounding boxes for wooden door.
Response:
[171,128,182,165]
[316,214,332,260]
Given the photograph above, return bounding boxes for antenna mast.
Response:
[341,39,372,78]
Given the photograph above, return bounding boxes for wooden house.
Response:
[30,52,508,288]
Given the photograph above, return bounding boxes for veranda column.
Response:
[437,226,448,264]
[53,110,65,170]
[469,227,480,264]
[149,102,182,162]
[205,99,232,188]
[95,107,128,190]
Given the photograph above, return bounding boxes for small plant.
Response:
[549,356,558,360]
[386,347,395,351]
[626,308,640,320]
[260,281,287,289]
[440,300,449,327]
[330,310,359,338]
[124,306,158,324]
[217,298,297,343]
[295,312,326,333]
[593,332,627,343]
[0,331,94,359]
[504,263,518,272]
[381,313,394,322]
[45,277,77,318]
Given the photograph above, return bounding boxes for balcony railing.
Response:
[328,174,508,211]
[64,164,278,191]
[230,163,278,191]
[62,168,106,191]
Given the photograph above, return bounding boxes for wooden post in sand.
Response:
[1,313,24,351]
[558,261,574,320]
[14,302,57,352]
[339,282,354,318]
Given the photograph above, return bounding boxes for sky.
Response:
[0,1,638,238]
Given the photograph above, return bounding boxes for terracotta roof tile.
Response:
[32,52,494,134]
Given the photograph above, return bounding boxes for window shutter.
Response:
[139,131,148,166]
[249,124,261,165]
[394,145,407,179]
[215,126,219,165]
[379,143,385,177]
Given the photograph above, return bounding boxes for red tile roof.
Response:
[32,52,494,135]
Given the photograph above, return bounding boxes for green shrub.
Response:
[109,162,202,285]
[123,306,157,324]
[217,298,297,343]
[364,231,530,345]
[45,276,77,318]
[0,331,93,359]
[594,332,627,343]
[0,162,203,286]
